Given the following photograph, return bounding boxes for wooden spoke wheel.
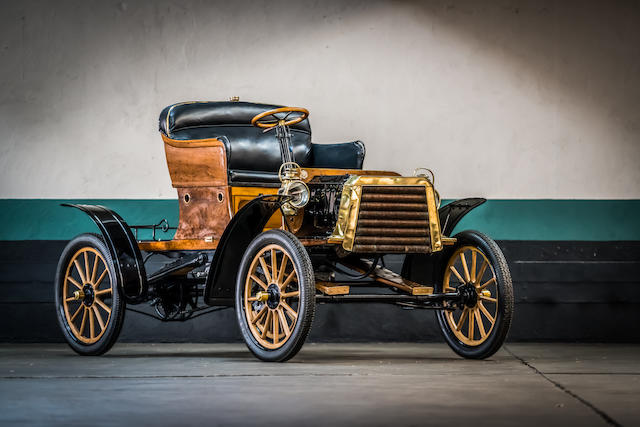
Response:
[436,230,513,359]
[236,230,315,362]
[55,234,125,355]
[443,246,498,346]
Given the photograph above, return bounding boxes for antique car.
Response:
[54,100,514,362]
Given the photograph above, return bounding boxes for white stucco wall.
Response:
[1,0,638,199]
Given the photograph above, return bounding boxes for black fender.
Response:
[62,204,148,304]
[204,195,287,306]
[401,198,486,286]
[438,197,486,237]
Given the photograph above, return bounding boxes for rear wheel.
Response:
[436,230,513,359]
[236,230,315,362]
[54,233,125,355]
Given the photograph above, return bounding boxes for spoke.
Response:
[92,305,105,331]
[475,309,486,338]
[281,270,296,290]
[95,288,112,296]
[261,311,272,339]
[89,306,95,339]
[476,261,488,285]
[259,256,272,283]
[468,308,475,340]
[79,308,88,337]
[251,305,267,325]
[460,252,470,282]
[271,249,277,284]
[478,277,496,290]
[478,302,495,325]
[277,308,291,337]
[281,300,298,320]
[65,297,76,302]
[480,295,497,303]
[250,274,268,290]
[90,253,99,283]
[83,251,91,285]
[455,308,468,331]
[273,310,279,344]
[94,269,108,288]
[449,266,465,284]
[69,304,83,322]
[94,297,111,314]
[471,251,477,283]
[67,276,82,289]
[281,291,299,299]
[277,254,288,286]
[73,259,86,284]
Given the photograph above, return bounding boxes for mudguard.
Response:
[438,197,486,236]
[62,204,148,304]
[204,195,287,306]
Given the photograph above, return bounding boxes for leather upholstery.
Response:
[311,141,365,169]
[159,101,365,184]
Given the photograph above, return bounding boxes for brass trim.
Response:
[442,237,457,246]
[424,184,443,252]
[329,175,444,253]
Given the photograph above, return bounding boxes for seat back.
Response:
[159,101,313,174]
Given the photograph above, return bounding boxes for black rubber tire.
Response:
[235,230,315,362]
[54,233,125,356]
[435,230,514,359]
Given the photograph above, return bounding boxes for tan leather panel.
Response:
[174,187,231,240]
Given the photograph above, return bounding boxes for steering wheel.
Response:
[251,107,309,129]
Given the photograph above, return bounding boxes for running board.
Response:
[316,281,350,295]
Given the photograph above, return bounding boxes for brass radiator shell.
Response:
[329,176,443,253]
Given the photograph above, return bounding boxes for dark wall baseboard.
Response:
[1,240,639,343]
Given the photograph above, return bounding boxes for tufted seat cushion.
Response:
[159,101,365,185]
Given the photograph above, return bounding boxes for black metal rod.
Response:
[315,292,461,304]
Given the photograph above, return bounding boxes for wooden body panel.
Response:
[174,187,231,240]
[163,135,227,187]
[163,134,230,241]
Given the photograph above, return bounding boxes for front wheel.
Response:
[436,230,514,359]
[235,230,315,362]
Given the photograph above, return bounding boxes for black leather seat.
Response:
[159,101,365,185]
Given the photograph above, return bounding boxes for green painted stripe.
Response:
[449,200,640,241]
[0,200,179,241]
[0,199,638,241]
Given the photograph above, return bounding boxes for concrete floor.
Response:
[0,343,638,426]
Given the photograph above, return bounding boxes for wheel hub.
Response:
[458,283,478,308]
[82,284,95,307]
[266,284,281,309]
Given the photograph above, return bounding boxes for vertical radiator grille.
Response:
[353,186,431,253]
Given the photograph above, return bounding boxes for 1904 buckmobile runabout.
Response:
[55,100,514,362]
